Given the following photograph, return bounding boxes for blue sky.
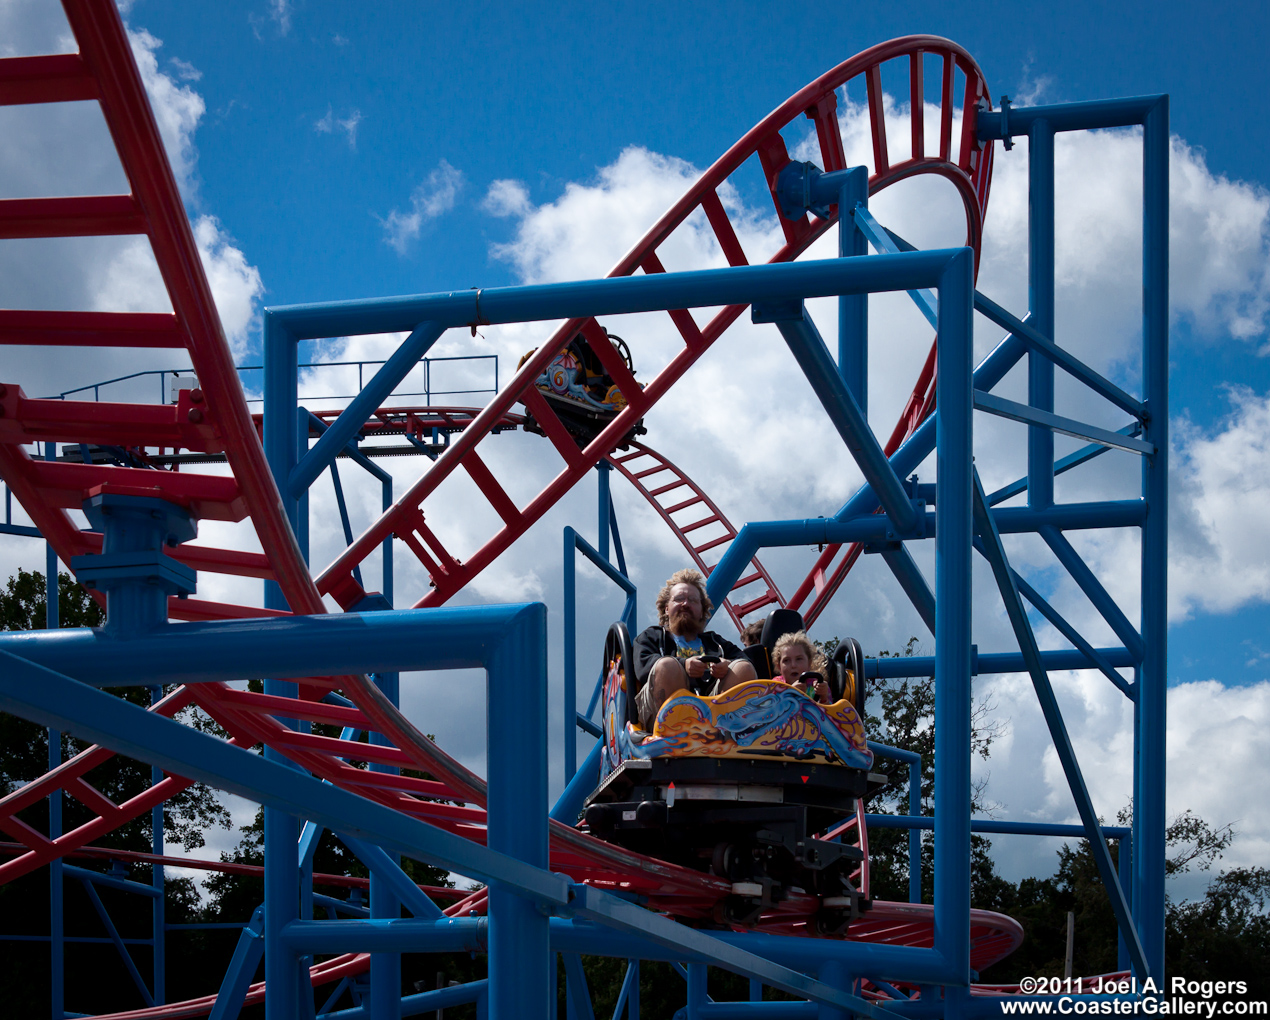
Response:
[132,0,1269,311]
[4,0,1270,889]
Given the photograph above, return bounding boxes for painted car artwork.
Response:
[601,653,873,777]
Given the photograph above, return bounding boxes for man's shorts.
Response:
[634,662,721,731]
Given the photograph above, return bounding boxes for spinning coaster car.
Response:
[517,327,646,446]
[583,611,887,931]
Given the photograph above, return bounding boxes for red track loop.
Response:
[314,35,992,614]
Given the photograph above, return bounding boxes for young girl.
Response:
[771,630,831,704]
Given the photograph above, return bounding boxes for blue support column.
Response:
[46,440,63,1020]
[486,605,551,1020]
[261,309,306,1019]
[1028,119,1056,510]
[368,671,402,1020]
[934,250,975,990]
[816,960,849,1020]
[838,166,869,413]
[150,685,165,1006]
[1118,833,1134,973]
[1137,95,1170,982]
[48,720,63,1020]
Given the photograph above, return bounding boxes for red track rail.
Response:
[608,442,785,628]
[313,35,993,614]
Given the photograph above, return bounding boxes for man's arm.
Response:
[632,626,666,686]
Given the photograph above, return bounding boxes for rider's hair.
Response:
[655,568,713,628]
[772,630,826,677]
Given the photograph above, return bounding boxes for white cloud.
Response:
[128,28,205,200]
[315,105,362,149]
[1169,388,1270,618]
[981,672,1270,896]
[167,56,202,82]
[483,179,532,218]
[268,0,291,35]
[381,160,464,254]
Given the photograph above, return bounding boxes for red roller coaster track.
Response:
[0,3,1018,1013]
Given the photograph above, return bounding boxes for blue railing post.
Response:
[564,526,579,782]
[597,461,612,563]
[486,604,551,1020]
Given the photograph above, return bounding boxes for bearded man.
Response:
[632,568,757,731]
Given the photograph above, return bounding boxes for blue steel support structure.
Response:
[3,88,1169,1013]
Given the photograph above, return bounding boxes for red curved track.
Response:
[0,3,1015,1014]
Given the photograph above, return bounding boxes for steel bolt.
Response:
[188,408,204,424]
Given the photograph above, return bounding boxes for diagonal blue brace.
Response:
[877,543,936,635]
[852,206,938,329]
[80,875,155,1007]
[291,320,446,497]
[210,906,265,1020]
[1041,526,1146,662]
[336,831,443,920]
[971,471,1148,978]
[973,391,1153,456]
[562,952,597,1020]
[758,304,920,537]
[997,554,1136,699]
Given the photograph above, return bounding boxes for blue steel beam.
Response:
[832,324,1031,524]
[551,739,603,824]
[978,96,1166,138]
[879,220,1147,424]
[564,525,637,779]
[866,816,1130,839]
[268,251,972,341]
[287,915,956,986]
[973,391,1153,456]
[336,832,443,920]
[868,646,1134,679]
[485,603,550,1020]
[971,473,1148,977]
[321,980,489,1020]
[838,167,869,414]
